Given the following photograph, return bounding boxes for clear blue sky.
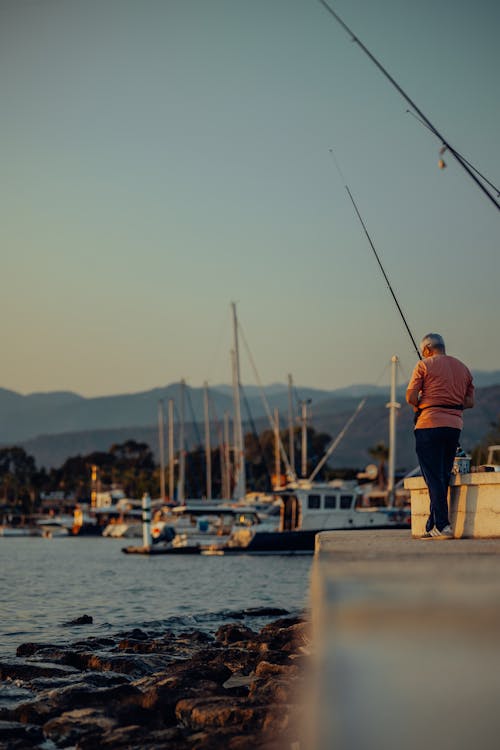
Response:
[2,0,499,396]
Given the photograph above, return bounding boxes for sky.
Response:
[1,0,499,397]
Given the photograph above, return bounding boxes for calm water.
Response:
[0,538,312,658]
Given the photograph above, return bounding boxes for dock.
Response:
[307,530,500,750]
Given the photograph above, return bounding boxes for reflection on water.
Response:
[0,538,312,657]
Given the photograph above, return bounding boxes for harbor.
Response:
[1,0,499,747]
[1,528,499,749]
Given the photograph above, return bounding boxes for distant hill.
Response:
[14,384,500,472]
[1,369,498,447]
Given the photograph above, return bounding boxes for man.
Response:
[406,333,474,539]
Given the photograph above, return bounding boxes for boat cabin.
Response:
[275,480,383,531]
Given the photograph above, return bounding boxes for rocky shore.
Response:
[0,610,310,749]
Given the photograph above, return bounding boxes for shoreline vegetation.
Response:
[0,609,310,749]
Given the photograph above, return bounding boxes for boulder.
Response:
[260,620,311,653]
[12,682,143,726]
[248,676,297,705]
[175,696,268,732]
[0,720,43,746]
[43,708,117,747]
[254,661,299,679]
[242,607,289,618]
[0,661,77,682]
[62,615,93,627]
[16,643,64,658]
[76,724,187,750]
[215,624,257,646]
[29,670,129,692]
[137,675,222,725]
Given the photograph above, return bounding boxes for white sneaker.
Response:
[421,524,454,540]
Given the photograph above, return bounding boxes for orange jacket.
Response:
[406,354,474,430]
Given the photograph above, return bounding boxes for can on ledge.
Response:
[453,455,471,474]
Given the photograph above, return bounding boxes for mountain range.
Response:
[1,371,500,471]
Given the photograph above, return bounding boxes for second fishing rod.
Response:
[329,149,422,362]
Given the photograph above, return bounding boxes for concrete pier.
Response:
[307,530,500,750]
[405,472,500,538]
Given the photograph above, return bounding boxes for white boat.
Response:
[102,521,142,538]
[485,445,500,472]
[37,522,70,538]
[0,526,34,537]
[98,498,146,538]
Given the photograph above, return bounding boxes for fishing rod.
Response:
[316,0,500,212]
[406,110,500,197]
[329,150,422,360]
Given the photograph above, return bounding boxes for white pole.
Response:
[178,379,186,504]
[204,381,212,500]
[386,355,400,506]
[158,400,166,502]
[231,303,246,500]
[274,408,281,489]
[142,493,152,548]
[224,410,231,499]
[168,398,174,502]
[301,401,308,478]
[288,374,295,476]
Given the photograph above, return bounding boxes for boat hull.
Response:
[214,522,409,554]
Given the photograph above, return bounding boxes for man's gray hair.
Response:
[420,333,446,353]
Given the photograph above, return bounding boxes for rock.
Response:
[10,700,54,726]
[254,661,299,680]
[77,724,188,750]
[137,675,223,725]
[62,615,93,626]
[43,708,117,747]
[121,628,149,641]
[177,630,214,645]
[176,696,268,732]
[16,643,64,658]
[248,676,297,705]
[0,660,77,682]
[0,720,43,746]
[259,616,305,634]
[260,620,311,653]
[163,656,232,686]
[222,673,253,692]
[242,607,289,618]
[5,614,309,749]
[57,650,174,677]
[215,624,258,646]
[12,682,143,726]
[29,670,129,692]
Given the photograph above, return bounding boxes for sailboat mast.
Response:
[301,400,308,478]
[203,381,212,500]
[178,379,186,504]
[158,399,166,502]
[274,408,281,489]
[168,398,174,501]
[231,302,246,499]
[223,410,231,499]
[386,355,400,506]
[287,374,295,476]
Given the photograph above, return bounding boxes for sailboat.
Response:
[199,355,410,554]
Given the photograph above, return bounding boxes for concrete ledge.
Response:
[306,530,500,750]
[405,473,500,538]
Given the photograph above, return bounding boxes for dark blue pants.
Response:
[415,427,460,532]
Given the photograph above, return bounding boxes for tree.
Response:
[368,441,389,489]
[0,446,39,511]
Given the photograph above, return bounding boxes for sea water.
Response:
[0,537,312,658]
